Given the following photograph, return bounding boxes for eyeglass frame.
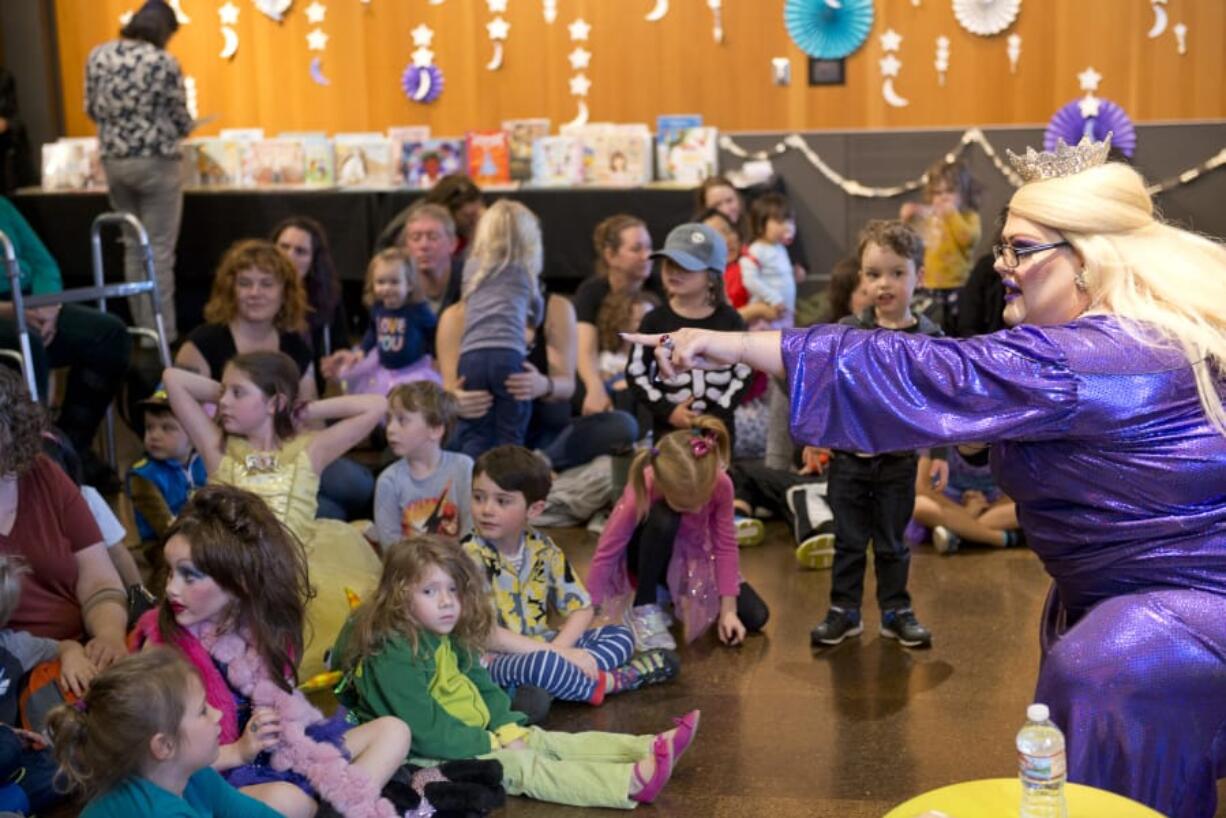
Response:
[992,240,1072,271]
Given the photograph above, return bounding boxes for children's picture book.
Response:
[657,126,719,184]
[183,138,242,187]
[656,113,703,145]
[334,133,394,187]
[465,131,511,186]
[388,125,430,182]
[218,127,265,142]
[579,124,652,186]
[242,139,306,186]
[41,138,105,191]
[300,138,335,186]
[401,138,465,189]
[530,136,583,186]
[503,118,550,182]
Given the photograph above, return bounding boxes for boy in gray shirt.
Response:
[374,381,474,546]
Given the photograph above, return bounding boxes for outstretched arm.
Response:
[162,367,225,473]
[622,329,784,380]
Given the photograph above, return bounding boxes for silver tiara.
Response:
[1006,134,1113,183]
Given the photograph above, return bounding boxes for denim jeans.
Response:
[102,156,184,341]
[0,303,130,453]
[826,451,918,612]
[317,456,375,521]
[455,348,532,458]
[534,410,637,472]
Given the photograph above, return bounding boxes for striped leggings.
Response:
[486,625,635,702]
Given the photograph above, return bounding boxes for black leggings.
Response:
[625,501,769,631]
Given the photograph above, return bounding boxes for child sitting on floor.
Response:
[332,535,700,809]
[461,445,679,708]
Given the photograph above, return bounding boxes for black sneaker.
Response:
[880,608,933,648]
[810,608,863,646]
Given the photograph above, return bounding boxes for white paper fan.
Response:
[952,0,1021,37]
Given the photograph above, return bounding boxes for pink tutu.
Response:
[341,353,442,396]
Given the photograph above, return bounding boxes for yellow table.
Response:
[883,778,1165,818]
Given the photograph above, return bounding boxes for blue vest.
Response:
[125,453,207,540]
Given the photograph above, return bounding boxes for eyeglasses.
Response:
[992,241,1071,270]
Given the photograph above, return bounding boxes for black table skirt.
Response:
[12,186,695,335]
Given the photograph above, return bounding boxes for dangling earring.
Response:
[1073,268,1088,292]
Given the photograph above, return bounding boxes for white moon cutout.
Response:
[486,42,504,70]
[1147,3,1169,38]
[219,26,239,59]
[882,78,909,107]
[411,69,434,102]
[562,100,590,130]
[645,0,669,22]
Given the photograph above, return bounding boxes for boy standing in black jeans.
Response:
[810,220,946,649]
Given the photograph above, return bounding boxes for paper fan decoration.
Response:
[402,64,444,104]
[1045,98,1136,158]
[952,0,1021,36]
[784,0,874,60]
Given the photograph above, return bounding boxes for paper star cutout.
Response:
[569,73,591,97]
[411,24,435,47]
[568,47,591,70]
[487,17,510,40]
[936,36,950,49]
[218,1,240,25]
[568,18,591,41]
[305,1,326,24]
[306,28,328,51]
[411,47,435,67]
[880,28,903,52]
[486,0,508,11]
[879,54,902,77]
[1078,96,1101,117]
[1078,66,1102,92]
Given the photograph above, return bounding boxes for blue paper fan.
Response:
[784,0,875,60]
[1045,98,1137,158]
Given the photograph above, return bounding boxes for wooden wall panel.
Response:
[55,0,1226,140]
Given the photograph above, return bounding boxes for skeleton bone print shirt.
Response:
[627,301,752,443]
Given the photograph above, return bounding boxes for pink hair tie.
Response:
[72,699,88,713]
[689,437,712,457]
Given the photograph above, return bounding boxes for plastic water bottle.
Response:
[1017,703,1068,818]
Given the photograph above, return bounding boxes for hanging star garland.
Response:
[403,22,444,103]
[485,0,511,70]
[562,18,592,128]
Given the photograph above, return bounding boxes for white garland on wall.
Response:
[719,129,1225,197]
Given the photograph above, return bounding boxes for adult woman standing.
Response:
[85,0,194,342]
[573,215,652,416]
[0,368,128,675]
[175,240,373,521]
[629,141,1226,818]
[271,216,350,391]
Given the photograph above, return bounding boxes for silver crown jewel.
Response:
[1007,133,1113,183]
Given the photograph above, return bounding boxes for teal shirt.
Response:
[0,196,62,297]
[81,768,282,818]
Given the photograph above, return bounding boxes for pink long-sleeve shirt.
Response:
[586,466,741,641]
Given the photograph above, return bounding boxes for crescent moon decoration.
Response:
[708,0,724,43]
[1147,1,1169,38]
[1173,22,1187,55]
[401,64,444,104]
[486,42,504,71]
[882,77,910,107]
[562,100,590,130]
[167,0,191,24]
[309,57,330,86]
[219,26,239,60]
[645,0,669,21]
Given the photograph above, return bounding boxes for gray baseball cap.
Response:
[650,223,727,273]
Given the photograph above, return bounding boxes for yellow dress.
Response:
[211,433,382,679]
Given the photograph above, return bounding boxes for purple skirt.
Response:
[222,709,352,795]
[1036,585,1226,818]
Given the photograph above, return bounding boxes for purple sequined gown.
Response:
[782,315,1226,818]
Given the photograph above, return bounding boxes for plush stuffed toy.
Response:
[320,759,505,818]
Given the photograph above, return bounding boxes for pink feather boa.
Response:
[130,611,400,818]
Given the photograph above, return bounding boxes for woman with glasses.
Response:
[626,140,1226,818]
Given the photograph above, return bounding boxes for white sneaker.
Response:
[629,604,677,651]
[786,483,834,543]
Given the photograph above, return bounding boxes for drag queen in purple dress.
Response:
[626,138,1226,818]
